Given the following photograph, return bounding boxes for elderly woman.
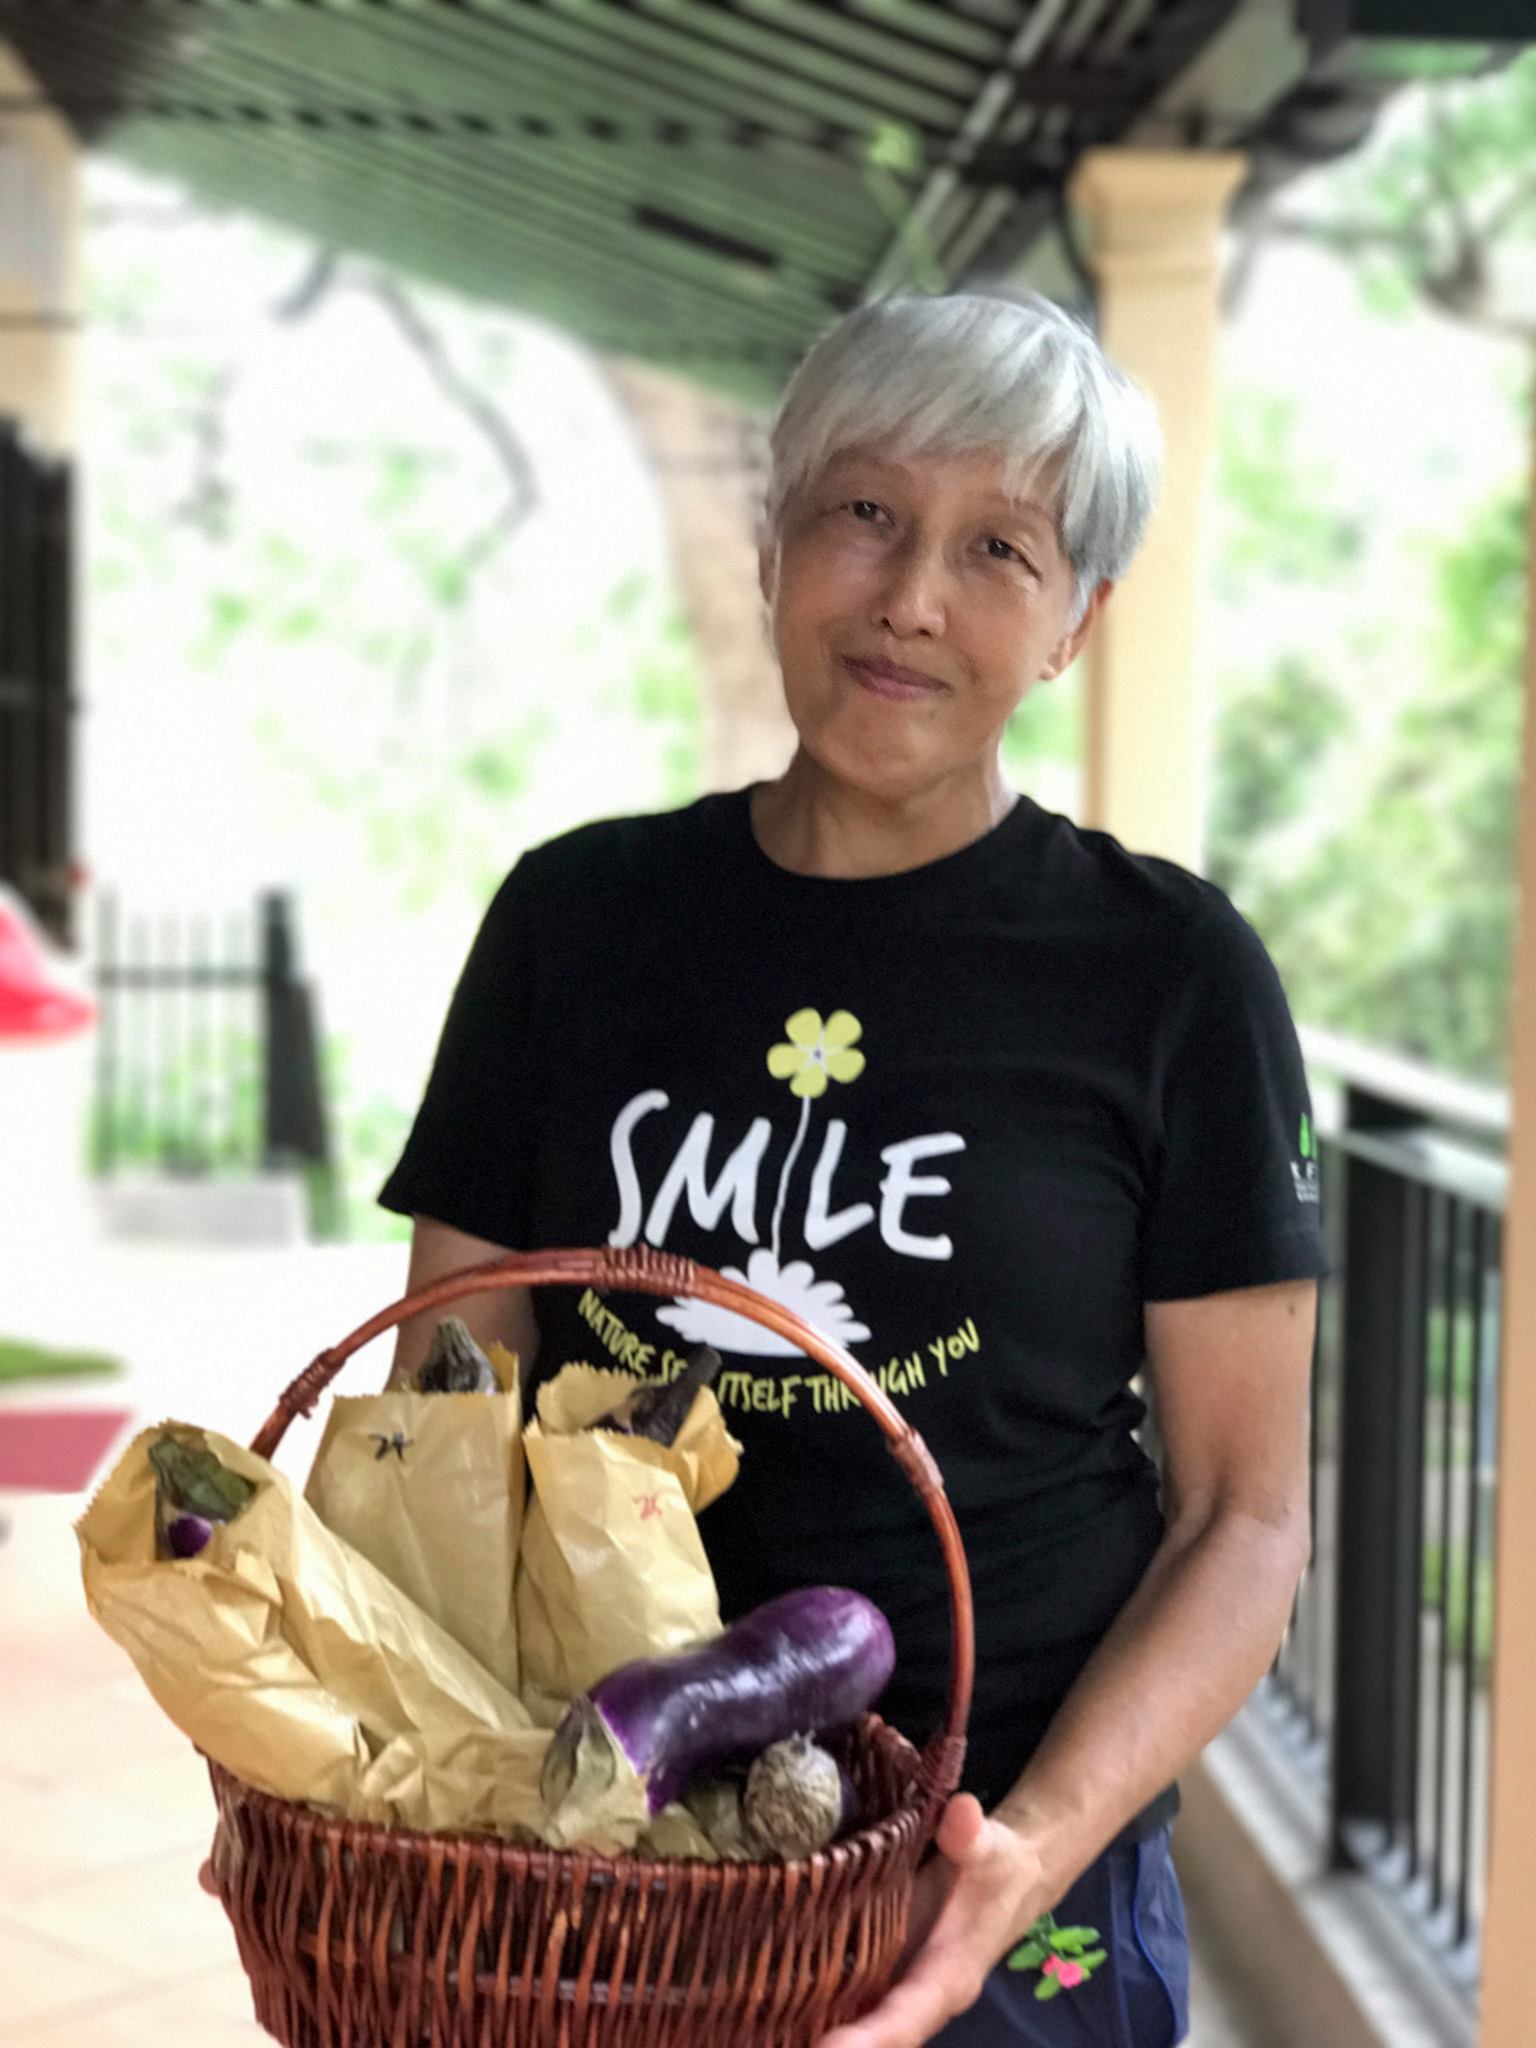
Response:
[382,291,1322,2048]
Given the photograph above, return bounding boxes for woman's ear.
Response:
[1041,579,1112,680]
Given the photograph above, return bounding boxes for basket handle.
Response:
[251,1243,973,1826]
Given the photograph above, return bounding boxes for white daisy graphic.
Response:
[657,1248,872,1355]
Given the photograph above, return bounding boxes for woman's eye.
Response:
[984,536,1025,566]
[847,499,884,523]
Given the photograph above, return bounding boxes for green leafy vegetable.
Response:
[148,1435,256,1560]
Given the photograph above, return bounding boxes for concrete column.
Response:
[1480,379,1536,2048]
[0,40,79,454]
[605,360,793,793]
[1066,150,1247,870]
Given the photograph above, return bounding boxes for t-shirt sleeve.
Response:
[377,856,544,1249]
[1139,895,1327,1301]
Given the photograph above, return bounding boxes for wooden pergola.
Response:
[0,0,1421,400]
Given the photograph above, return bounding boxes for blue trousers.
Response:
[931,1826,1189,2047]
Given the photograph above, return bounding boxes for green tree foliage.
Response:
[1329,479,1525,1076]
[1211,392,1365,598]
[1207,655,1352,890]
[1210,49,1534,1083]
[1275,48,1536,335]
[1207,390,1360,911]
[83,193,705,1235]
[1212,423,1525,1082]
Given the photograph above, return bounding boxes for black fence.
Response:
[0,419,74,946]
[1265,1029,1506,2004]
[91,888,339,1236]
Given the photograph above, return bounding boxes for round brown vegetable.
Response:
[742,1735,848,1859]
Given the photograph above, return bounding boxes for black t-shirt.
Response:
[381,789,1326,1836]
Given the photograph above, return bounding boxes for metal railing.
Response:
[1265,1026,1507,2003]
[0,418,74,947]
[90,887,339,1235]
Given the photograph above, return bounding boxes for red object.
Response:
[0,1407,131,1491]
[0,890,94,1039]
[1043,1956,1088,1989]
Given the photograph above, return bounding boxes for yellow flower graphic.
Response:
[766,1009,866,1099]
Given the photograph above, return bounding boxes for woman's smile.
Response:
[841,653,950,702]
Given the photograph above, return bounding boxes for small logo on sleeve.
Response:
[1292,1114,1321,1205]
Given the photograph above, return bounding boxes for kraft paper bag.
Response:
[514,1363,740,1724]
[358,1720,556,1839]
[78,1421,547,1834]
[304,1341,523,1691]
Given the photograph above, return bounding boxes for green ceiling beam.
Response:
[29,18,856,330]
[486,0,964,133]
[108,0,926,192]
[631,0,981,103]
[836,0,1006,65]
[110,115,815,365]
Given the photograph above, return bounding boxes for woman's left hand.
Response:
[815,1793,1050,2048]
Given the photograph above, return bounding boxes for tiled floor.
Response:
[0,1491,261,2045]
[1187,1918,1287,2048]
[0,1239,1274,2046]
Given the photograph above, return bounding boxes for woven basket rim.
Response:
[205,1709,929,1881]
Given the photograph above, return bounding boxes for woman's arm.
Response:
[386,1215,540,1392]
[818,1274,1317,2048]
[994,1274,1316,1869]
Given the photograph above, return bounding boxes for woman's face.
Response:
[763,444,1106,804]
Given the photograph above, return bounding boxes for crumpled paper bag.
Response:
[635,1802,745,1864]
[515,1364,741,1723]
[358,1721,554,1839]
[77,1421,541,1831]
[303,1341,523,1691]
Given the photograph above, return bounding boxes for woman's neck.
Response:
[750,752,1019,879]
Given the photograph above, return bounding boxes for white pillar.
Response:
[0,40,79,455]
[1479,372,1536,2048]
[1066,150,1247,871]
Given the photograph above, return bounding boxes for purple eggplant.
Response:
[166,1513,215,1559]
[541,1587,894,1820]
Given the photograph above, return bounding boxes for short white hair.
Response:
[765,290,1163,613]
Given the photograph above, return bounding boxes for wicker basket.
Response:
[207,1244,976,2048]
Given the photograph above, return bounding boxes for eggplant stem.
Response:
[540,1697,619,1815]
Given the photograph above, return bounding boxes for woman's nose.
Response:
[874,541,947,639]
